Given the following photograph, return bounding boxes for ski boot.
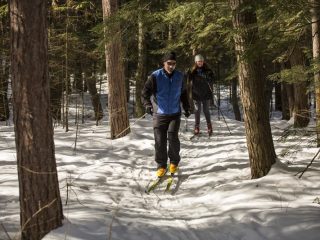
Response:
[194,126,200,135]
[169,163,178,175]
[156,167,167,178]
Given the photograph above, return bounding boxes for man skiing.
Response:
[141,51,190,178]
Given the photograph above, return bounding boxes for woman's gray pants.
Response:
[194,99,211,127]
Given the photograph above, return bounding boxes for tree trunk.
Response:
[293,82,310,127]
[231,78,241,121]
[265,79,274,115]
[263,62,274,115]
[289,46,310,128]
[102,0,130,139]
[9,1,63,239]
[275,82,282,111]
[0,9,9,122]
[50,74,64,122]
[0,57,9,121]
[73,60,87,93]
[217,62,221,109]
[230,0,276,178]
[135,14,147,117]
[310,0,320,146]
[286,83,295,117]
[281,82,290,120]
[64,2,70,132]
[85,70,103,121]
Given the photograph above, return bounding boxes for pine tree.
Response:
[102,0,130,139]
[49,0,104,122]
[310,0,320,146]
[9,0,63,238]
[0,2,9,121]
[229,0,276,178]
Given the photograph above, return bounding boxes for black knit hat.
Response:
[162,51,176,62]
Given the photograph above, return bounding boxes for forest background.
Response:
[1,0,320,239]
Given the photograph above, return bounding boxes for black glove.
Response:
[184,110,190,118]
[146,105,153,115]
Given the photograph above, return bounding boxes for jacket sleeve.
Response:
[207,69,215,85]
[141,74,156,107]
[181,74,191,112]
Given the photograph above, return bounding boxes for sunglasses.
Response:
[166,61,176,66]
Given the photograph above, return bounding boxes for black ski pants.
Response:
[153,114,181,169]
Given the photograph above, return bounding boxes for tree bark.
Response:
[50,74,64,122]
[310,0,320,146]
[102,0,130,139]
[0,57,9,121]
[231,78,242,121]
[275,82,282,111]
[230,0,276,178]
[85,70,103,121]
[293,82,310,127]
[286,83,295,117]
[265,79,274,115]
[0,7,9,121]
[9,1,63,239]
[280,61,294,119]
[73,60,87,93]
[281,82,291,120]
[289,46,310,128]
[135,14,147,117]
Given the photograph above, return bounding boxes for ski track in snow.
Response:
[1,112,320,240]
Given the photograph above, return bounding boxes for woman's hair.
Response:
[191,62,209,74]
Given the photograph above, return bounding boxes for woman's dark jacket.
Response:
[187,65,214,101]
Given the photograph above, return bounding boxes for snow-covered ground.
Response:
[1,94,320,240]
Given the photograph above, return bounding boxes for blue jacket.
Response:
[142,68,190,115]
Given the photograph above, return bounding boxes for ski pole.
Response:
[216,101,232,135]
[115,112,148,138]
[185,116,188,132]
[207,82,232,135]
